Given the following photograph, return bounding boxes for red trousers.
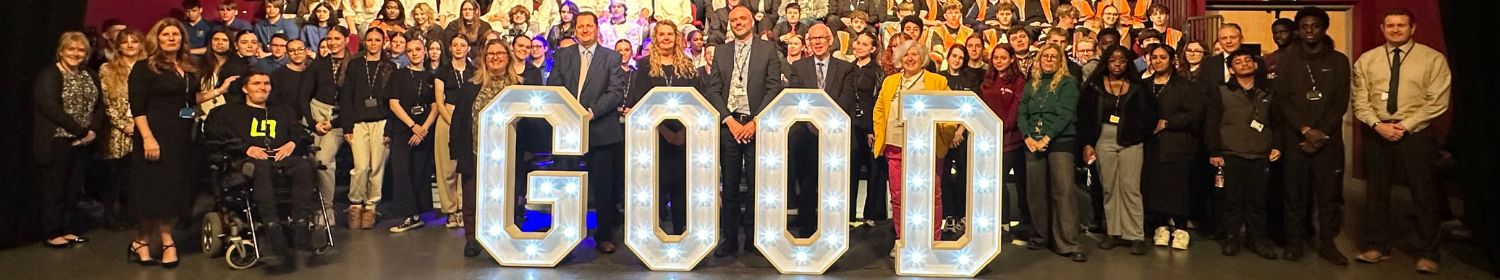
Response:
[885,145,943,239]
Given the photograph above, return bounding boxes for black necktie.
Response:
[1387,48,1402,114]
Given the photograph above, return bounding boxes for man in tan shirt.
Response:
[1349,8,1451,274]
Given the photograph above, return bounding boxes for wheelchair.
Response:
[199,137,335,270]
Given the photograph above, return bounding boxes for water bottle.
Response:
[1214,166,1225,189]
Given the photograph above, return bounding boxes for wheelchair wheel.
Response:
[225,241,259,270]
[202,213,225,256]
[313,244,333,256]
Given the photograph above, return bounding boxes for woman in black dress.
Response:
[33,31,105,249]
[626,20,703,235]
[1141,44,1205,250]
[386,39,439,233]
[128,18,236,268]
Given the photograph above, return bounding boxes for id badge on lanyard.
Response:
[179,104,196,119]
[1304,64,1323,101]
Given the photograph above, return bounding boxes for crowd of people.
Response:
[34,0,1452,275]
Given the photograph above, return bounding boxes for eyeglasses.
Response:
[289,47,307,53]
[1185,49,1205,54]
[807,35,832,41]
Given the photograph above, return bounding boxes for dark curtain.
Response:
[1441,0,1499,276]
[0,0,89,248]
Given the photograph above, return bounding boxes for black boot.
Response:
[1249,240,1279,260]
[464,238,482,257]
[1098,236,1120,250]
[1221,236,1241,256]
[713,241,739,257]
[1317,244,1348,265]
[1283,242,1305,261]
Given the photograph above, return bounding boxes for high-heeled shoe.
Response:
[160,243,179,269]
[66,236,89,244]
[127,241,157,266]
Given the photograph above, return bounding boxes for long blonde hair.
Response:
[102,29,144,99]
[144,18,196,74]
[648,20,695,79]
[1029,43,1070,92]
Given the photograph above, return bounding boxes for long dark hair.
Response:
[1176,40,1204,80]
[982,44,1022,87]
[377,0,406,25]
[1144,43,1176,79]
[144,18,196,74]
[1088,45,1140,87]
[305,1,341,28]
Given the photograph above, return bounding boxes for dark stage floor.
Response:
[2,182,1495,279]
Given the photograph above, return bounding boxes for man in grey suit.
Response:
[707,5,784,257]
[546,11,627,254]
[783,23,858,238]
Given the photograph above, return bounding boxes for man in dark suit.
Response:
[546,11,627,254]
[707,5,784,257]
[784,23,858,238]
[1198,24,1244,85]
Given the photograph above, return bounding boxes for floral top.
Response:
[56,70,99,138]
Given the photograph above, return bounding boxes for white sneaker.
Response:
[1170,229,1190,250]
[1154,227,1171,247]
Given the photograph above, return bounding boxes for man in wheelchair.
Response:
[205,71,318,270]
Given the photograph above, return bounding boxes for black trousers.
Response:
[587,143,625,242]
[1222,156,1270,243]
[387,136,435,218]
[1282,141,1344,247]
[1361,128,1443,260]
[852,126,885,221]
[659,136,687,235]
[788,125,819,237]
[720,126,756,245]
[942,140,970,218]
[87,158,130,226]
[249,158,318,256]
[37,139,90,238]
[1003,149,1030,230]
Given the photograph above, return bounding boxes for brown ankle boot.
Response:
[360,206,377,229]
[345,206,363,229]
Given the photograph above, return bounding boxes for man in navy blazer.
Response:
[546,11,627,254]
[705,6,784,257]
[783,23,859,238]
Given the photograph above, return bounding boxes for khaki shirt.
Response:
[1351,41,1451,132]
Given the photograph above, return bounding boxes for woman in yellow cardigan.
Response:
[872,39,962,256]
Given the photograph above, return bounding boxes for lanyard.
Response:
[1303,63,1319,92]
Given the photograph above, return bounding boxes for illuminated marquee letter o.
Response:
[623,87,722,271]
[476,85,590,267]
[894,91,1003,277]
[752,89,852,274]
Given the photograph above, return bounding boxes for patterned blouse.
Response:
[99,62,134,159]
[55,70,99,138]
[471,76,512,148]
